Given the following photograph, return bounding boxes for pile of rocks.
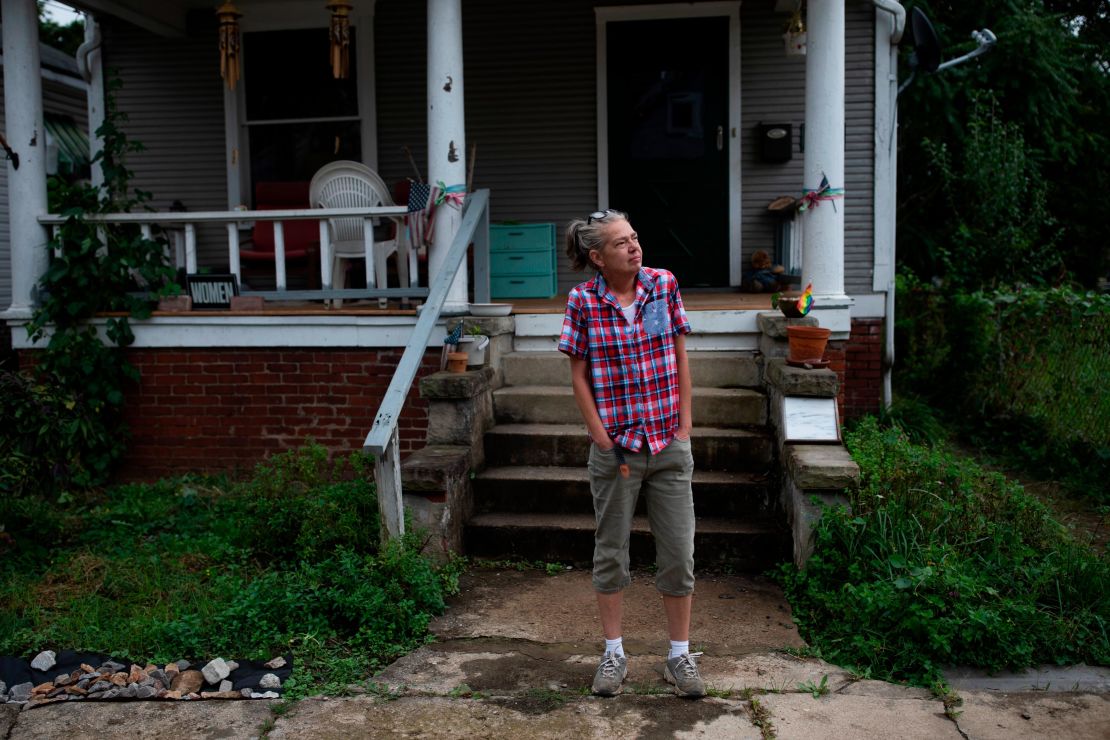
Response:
[1,651,288,709]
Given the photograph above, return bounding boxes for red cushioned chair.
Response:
[240,181,320,289]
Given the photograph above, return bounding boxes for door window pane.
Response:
[244,28,359,121]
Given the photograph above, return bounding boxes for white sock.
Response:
[669,640,689,660]
[604,637,625,658]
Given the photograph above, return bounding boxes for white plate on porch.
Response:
[468,303,513,317]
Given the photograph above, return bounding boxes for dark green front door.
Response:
[606,16,730,288]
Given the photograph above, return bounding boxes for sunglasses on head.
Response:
[587,209,619,224]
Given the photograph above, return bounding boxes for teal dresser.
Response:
[490,223,558,298]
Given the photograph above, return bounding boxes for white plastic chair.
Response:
[309,160,413,305]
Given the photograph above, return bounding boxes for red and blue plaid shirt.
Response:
[558,267,692,454]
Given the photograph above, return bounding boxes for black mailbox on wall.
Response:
[757,123,793,163]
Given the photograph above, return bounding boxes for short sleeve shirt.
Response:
[557,267,692,454]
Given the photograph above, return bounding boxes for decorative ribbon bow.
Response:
[433,181,467,209]
[798,174,845,212]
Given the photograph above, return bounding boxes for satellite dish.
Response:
[910,7,941,74]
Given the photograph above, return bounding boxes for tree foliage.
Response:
[898,0,1110,288]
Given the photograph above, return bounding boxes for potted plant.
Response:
[456,324,490,367]
[773,283,830,367]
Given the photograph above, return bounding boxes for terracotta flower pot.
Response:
[446,352,468,373]
[786,325,831,363]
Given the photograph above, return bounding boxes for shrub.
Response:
[896,283,1110,501]
[782,418,1110,686]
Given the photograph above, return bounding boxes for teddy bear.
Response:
[742,250,790,292]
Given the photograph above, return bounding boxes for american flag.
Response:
[406,181,432,249]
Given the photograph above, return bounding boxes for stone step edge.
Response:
[486,423,772,438]
[475,466,771,486]
[468,512,782,535]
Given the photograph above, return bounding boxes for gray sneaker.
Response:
[592,651,628,696]
[664,652,706,698]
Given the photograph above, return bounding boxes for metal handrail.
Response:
[364,189,490,541]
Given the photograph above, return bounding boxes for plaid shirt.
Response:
[558,267,692,454]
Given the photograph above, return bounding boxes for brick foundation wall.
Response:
[19,347,441,481]
[828,318,884,420]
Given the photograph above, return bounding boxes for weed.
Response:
[781,418,1110,687]
[797,674,829,699]
[705,685,732,699]
[748,696,776,740]
[520,687,567,710]
[931,682,963,720]
[0,442,459,700]
[625,682,669,695]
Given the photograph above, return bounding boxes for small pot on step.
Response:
[446,352,468,373]
[786,325,831,365]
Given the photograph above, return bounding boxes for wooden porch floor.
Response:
[152,290,778,318]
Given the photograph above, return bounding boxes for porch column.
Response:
[801,0,848,303]
[427,0,468,313]
[2,0,50,317]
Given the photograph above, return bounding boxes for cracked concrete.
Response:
[5,568,1108,738]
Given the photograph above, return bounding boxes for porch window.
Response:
[243,27,361,188]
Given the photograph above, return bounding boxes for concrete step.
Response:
[493,385,767,427]
[483,423,774,471]
[501,351,762,389]
[464,512,790,570]
[473,466,774,517]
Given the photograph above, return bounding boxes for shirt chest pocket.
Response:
[642,300,670,337]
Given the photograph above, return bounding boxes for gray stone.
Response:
[264,656,287,670]
[219,680,233,693]
[201,657,231,685]
[88,680,111,693]
[225,661,239,673]
[241,688,254,699]
[120,684,137,699]
[259,673,281,690]
[0,682,5,697]
[149,669,169,687]
[175,659,191,671]
[757,310,819,338]
[30,650,57,672]
[251,690,280,699]
[419,366,494,400]
[140,676,156,688]
[79,672,100,682]
[765,358,839,397]
[784,444,860,490]
[100,660,126,673]
[100,687,121,700]
[136,685,158,699]
[8,683,32,702]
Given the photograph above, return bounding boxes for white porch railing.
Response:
[364,188,490,542]
[38,204,438,302]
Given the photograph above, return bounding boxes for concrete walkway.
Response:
[6,568,1109,739]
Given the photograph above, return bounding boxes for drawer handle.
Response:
[508,256,524,260]
[510,280,524,284]
[506,231,524,236]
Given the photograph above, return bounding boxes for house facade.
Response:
[2,0,901,479]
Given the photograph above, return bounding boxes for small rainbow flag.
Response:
[796,283,814,316]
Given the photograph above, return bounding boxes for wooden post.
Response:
[375,428,405,541]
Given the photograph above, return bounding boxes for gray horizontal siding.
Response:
[741,1,874,294]
[102,18,228,269]
[376,0,598,296]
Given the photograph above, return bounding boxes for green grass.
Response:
[0,443,462,699]
[781,417,1110,687]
